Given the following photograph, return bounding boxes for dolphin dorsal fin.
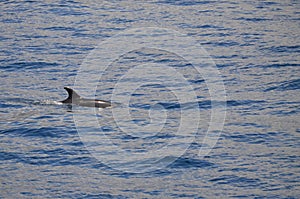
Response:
[61,87,81,103]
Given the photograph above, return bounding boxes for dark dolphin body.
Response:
[60,87,111,108]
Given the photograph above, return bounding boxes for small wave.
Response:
[168,157,214,169]
[265,79,300,91]
[3,61,60,71]
[34,100,63,106]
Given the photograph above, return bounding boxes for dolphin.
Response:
[60,87,111,108]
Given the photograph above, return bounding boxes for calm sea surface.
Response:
[1,0,299,198]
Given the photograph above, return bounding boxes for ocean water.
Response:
[1,0,299,198]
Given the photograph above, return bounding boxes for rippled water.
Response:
[1,0,299,198]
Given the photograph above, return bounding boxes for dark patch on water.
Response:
[169,157,214,169]
[1,127,73,138]
[210,175,262,188]
[156,0,216,6]
[265,79,300,91]
[3,61,60,71]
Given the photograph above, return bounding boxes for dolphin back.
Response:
[60,87,111,108]
[61,87,81,103]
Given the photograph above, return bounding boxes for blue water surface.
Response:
[1,0,299,198]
